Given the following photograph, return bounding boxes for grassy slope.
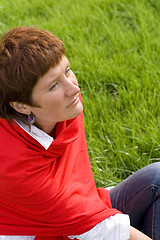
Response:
[0,0,160,187]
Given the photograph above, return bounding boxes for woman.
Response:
[0,26,158,240]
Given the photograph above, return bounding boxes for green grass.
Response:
[0,0,160,187]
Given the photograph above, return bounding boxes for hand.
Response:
[129,226,152,240]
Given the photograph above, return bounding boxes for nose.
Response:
[64,77,80,97]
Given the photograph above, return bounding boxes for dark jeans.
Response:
[110,162,160,240]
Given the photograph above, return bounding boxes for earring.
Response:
[28,113,35,125]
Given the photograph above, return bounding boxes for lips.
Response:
[66,94,79,108]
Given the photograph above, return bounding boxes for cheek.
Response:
[45,93,64,110]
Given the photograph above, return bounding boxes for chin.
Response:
[68,103,83,120]
[76,102,83,116]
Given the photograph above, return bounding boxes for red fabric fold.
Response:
[0,110,120,239]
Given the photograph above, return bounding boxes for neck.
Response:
[34,122,57,136]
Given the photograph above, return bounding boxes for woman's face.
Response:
[29,55,83,134]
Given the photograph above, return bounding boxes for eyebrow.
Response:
[47,77,59,89]
[65,60,70,70]
[46,60,70,89]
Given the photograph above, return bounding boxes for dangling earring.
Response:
[28,113,35,125]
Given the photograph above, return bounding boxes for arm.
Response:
[129,226,152,240]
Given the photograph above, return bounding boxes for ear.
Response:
[9,102,31,115]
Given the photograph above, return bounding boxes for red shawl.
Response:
[0,110,120,240]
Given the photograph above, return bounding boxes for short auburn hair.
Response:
[0,26,65,122]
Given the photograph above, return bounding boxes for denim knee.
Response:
[145,162,160,187]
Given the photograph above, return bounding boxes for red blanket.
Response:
[0,110,120,239]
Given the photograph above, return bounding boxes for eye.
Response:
[49,82,58,91]
[65,68,71,75]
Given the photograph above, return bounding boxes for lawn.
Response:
[0,0,160,187]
